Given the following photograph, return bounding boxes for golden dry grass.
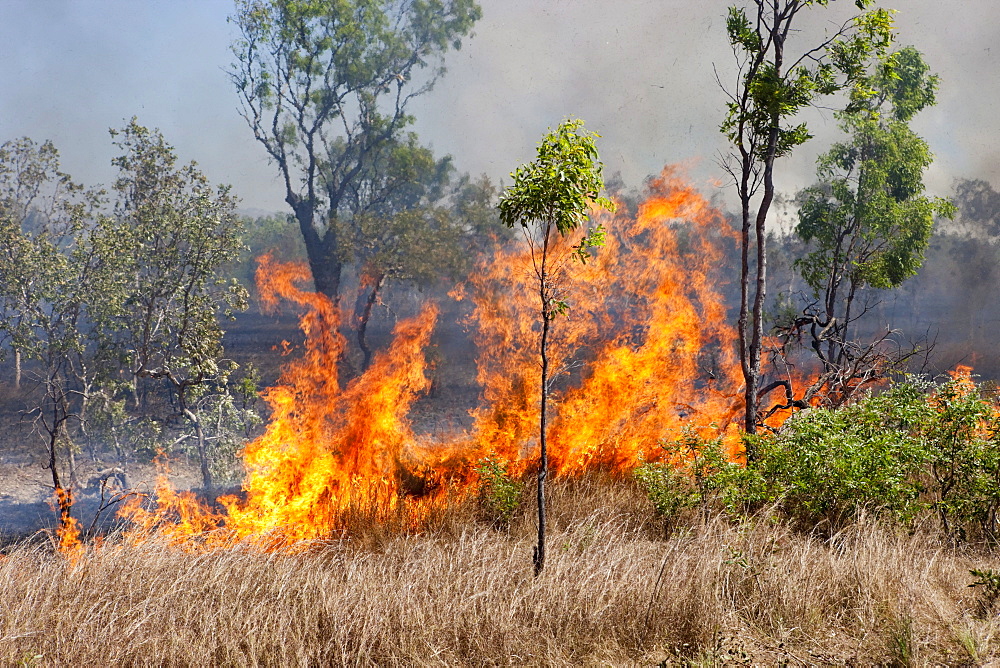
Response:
[1,476,999,666]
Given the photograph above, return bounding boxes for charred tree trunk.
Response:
[292,199,343,304]
[356,272,386,372]
[44,382,74,537]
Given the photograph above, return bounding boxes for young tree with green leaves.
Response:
[229,0,481,308]
[720,0,896,438]
[788,46,955,406]
[498,119,615,575]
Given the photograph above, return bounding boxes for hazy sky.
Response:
[0,1,996,214]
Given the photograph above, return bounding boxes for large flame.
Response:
[118,166,764,548]
[467,167,744,471]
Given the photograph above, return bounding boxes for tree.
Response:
[787,46,954,406]
[338,131,459,369]
[498,119,614,575]
[229,0,481,309]
[719,0,895,439]
[93,121,250,491]
[0,138,104,542]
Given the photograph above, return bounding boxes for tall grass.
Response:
[1,476,998,665]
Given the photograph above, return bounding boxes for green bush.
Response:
[635,429,746,531]
[741,381,933,532]
[474,457,524,528]
[742,375,1000,539]
[636,374,1000,542]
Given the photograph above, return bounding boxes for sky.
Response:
[0,1,996,215]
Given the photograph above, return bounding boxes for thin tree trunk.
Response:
[46,387,73,536]
[181,398,213,492]
[13,348,20,390]
[357,272,386,372]
[534,226,552,577]
[535,277,549,577]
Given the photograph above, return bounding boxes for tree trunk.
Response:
[46,389,74,537]
[308,244,343,304]
[184,407,212,492]
[292,198,343,304]
[13,348,20,390]
[356,272,386,372]
[534,228,553,577]
[535,293,549,577]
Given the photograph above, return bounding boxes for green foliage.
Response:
[721,3,895,162]
[635,375,1000,542]
[474,457,523,527]
[95,119,249,386]
[741,381,934,530]
[635,430,744,530]
[795,46,954,297]
[499,119,615,240]
[736,375,1000,539]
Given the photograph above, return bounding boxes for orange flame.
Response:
[467,167,745,469]
[51,487,83,563]
[118,166,813,548]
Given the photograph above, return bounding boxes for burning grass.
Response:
[111,166,754,549]
[14,166,994,662]
[3,477,999,665]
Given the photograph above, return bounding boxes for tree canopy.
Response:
[230,0,481,302]
[787,46,954,406]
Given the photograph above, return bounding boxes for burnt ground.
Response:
[0,298,485,542]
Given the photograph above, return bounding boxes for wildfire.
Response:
[51,487,84,563]
[117,166,762,548]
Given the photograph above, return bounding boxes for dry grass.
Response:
[2,476,999,666]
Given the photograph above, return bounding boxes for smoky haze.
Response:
[0,1,996,212]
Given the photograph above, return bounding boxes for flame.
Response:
[53,487,83,561]
[467,167,745,469]
[117,166,810,548]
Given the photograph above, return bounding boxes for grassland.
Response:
[2,475,999,666]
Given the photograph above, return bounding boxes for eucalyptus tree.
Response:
[719,0,896,438]
[498,119,614,575]
[229,0,481,309]
[93,120,250,491]
[790,46,955,406]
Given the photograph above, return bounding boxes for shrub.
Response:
[741,381,933,532]
[738,373,1000,540]
[474,457,524,527]
[635,429,745,532]
[637,374,1000,542]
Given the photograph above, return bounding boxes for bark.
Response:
[356,272,386,372]
[291,196,344,304]
[45,387,74,535]
[534,225,553,577]
[182,404,212,492]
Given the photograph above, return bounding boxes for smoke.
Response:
[0,1,994,213]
